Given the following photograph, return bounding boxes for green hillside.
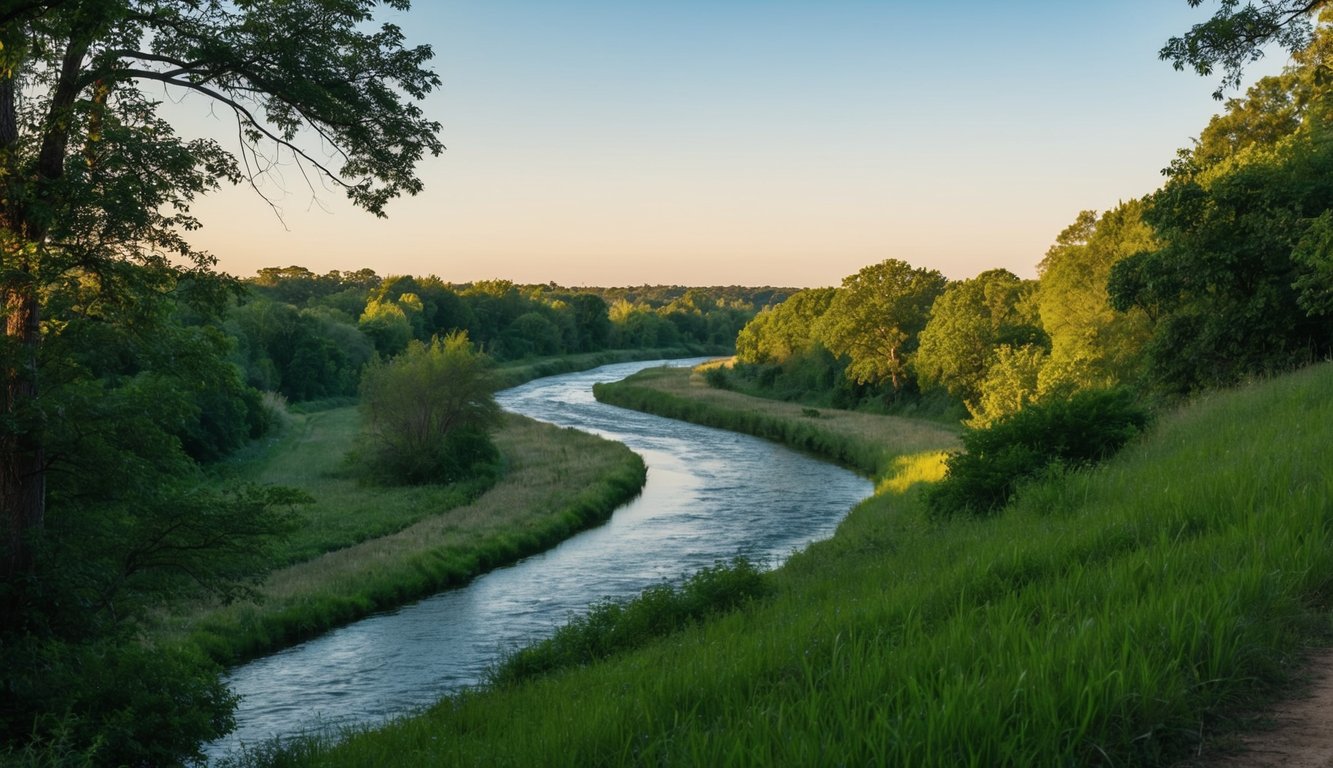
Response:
[253,362,1331,767]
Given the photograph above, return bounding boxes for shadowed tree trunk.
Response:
[0,30,87,587]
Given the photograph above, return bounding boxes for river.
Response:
[206,358,873,761]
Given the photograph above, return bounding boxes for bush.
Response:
[927,387,1150,516]
[353,332,502,485]
[1,637,236,767]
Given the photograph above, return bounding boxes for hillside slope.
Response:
[269,362,1333,767]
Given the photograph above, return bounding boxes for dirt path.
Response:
[1203,649,1333,767]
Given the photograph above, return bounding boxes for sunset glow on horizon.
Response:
[180,1,1287,288]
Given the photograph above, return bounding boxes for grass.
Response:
[593,364,960,480]
[490,345,732,389]
[165,410,646,664]
[208,407,497,566]
[244,361,1333,767]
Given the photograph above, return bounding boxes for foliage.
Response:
[490,558,769,686]
[354,333,502,485]
[2,637,238,768]
[915,269,1045,405]
[1110,117,1333,390]
[271,363,1333,768]
[734,287,836,365]
[1161,0,1322,98]
[1,3,442,761]
[815,259,947,390]
[1035,202,1155,392]
[926,388,1151,516]
[965,343,1051,428]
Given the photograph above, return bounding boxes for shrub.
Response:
[353,332,502,485]
[927,387,1150,516]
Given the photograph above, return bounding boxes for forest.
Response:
[3,1,1333,765]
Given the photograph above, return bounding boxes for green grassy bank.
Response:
[167,351,737,662]
[491,345,730,389]
[250,362,1333,766]
[167,407,649,664]
[593,364,959,484]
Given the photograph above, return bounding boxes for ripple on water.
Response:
[205,360,872,762]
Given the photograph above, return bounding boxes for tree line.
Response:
[233,266,785,403]
[725,11,1333,428]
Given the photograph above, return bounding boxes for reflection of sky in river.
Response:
[207,359,872,761]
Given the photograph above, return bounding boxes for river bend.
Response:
[207,359,873,760]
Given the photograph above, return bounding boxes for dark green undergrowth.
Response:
[489,557,769,687]
[241,362,1333,767]
[927,387,1152,516]
[594,373,888,477]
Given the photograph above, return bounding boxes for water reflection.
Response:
[207,359,872,760]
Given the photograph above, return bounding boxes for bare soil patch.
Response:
[1193,649,1333,767]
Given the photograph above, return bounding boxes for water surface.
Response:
[208,359,873,759]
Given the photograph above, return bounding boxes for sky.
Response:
[175,1,1290,288]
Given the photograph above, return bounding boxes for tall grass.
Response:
[257,362,1333,766]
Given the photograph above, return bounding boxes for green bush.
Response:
[1,637,236,767]
[927,387,1150,516]
[353,332,502,486]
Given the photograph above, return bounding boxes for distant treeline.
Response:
[228,267,794,404]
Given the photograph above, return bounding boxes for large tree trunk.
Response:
[0,67,44,585]
[0,33,88,586]
[1,285,43,583]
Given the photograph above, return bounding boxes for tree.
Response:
[1162,0,1323,98]
[914,269,1044,405]
[1035,202,1156,390]
[356,332,502,485]
[815,259,947,390]
[2,0,441,583]
[1109,135,1333,390]
[1110,34,1333,392]
[735,287,835,365]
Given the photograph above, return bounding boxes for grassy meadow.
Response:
[244,361,1333,767]
[165,407,646,664]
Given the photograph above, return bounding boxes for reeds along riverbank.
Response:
[164,413,646,665]
[250,361,1333,767]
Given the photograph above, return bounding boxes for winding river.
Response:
[206,359,873,761]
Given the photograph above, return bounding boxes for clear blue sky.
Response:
[185,1,1288,287]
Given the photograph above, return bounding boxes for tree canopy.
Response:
[2,0,442,583]
[816,259,946,391]
[1,2,441,761]
[1162,0,1324,98]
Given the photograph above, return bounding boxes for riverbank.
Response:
[157,354,707,664]
[251,361,1333,766]
[592,363,959,480]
